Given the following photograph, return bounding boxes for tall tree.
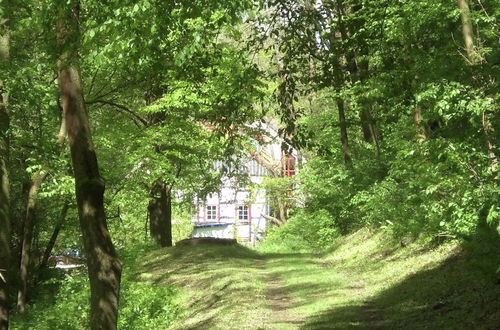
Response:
[0,2,11,327]
[17,171,47,312]
[457,0,498,174]
[56,1,122,328]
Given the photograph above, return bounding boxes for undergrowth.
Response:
[11,242,182,330]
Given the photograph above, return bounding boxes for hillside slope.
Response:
[133,229,499,329]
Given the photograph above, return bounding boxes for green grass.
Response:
[263,228,500,329]
[11,230,500,329]
[137,244,271,329]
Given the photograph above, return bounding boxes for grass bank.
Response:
[11,230,500,329]
[261,228,500,329]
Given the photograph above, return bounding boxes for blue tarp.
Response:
[194,223,231,229]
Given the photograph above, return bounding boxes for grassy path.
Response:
[258,259,303,329]
[135,229,500,329]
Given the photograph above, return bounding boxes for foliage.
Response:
[118,243,182,330]
[10,270,90,329]
[3,0,499,327]
[260,209,338,252]
[254,0,499,242]
[11,243,182,329]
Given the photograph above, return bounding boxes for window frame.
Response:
[237,205,250,222]
[206,205,218,222]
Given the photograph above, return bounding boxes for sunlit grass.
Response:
[13,230,499,329]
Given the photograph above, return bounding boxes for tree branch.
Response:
[86,99,148,126]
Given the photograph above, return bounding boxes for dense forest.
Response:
[0,0,498,329]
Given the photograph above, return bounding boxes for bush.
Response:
[11,243,182,329]
[11,270,90,330]
[260,209,339,252]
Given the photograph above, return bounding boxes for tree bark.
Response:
[336,98,353,167]
[148,180,172,247]
[57,2,122,329]
[360,105,380,157]
[38,200,70,272]
[413,105,429,142]
[457,0,477,63]
[0,15,10,330]
[17,171,47,312]
[336,0,381,156]
[457,0,497,173]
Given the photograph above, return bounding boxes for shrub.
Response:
[260,209,339,252]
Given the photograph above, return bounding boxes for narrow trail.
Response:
[257,259,305,329]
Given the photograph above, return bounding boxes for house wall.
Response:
[193,175,269,246]
[191,122,299,246]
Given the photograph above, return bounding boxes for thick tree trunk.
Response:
[17,171,47,312]
[38,200,70,272]
[336,98,353,167]
[57,2,122,329]
[148,180,172,247]
[0,20,10,330]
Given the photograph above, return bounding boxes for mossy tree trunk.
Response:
[57,2,122,329]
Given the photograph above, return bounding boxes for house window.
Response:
[206,205,217,221]
[283,155,296,177]
[237,205,249,222]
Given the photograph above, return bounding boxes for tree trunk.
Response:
[360,105,381,156]
[38,200,70,272]
[482,111,498,175]
[148,180,172,247]
[57,2,122,329]
[336,98,353,167]
[457,0,497,173]
[0,17,10,330]
[336,0,381,157]
[413,105,429,142]
[457,0,476,63]
[17,171,47,312]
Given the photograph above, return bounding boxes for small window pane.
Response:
[207,205,217,221]
[238,205,249,221]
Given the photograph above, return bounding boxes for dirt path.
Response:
[258,260,304,329]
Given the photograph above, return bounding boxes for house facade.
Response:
[192,125,297,246]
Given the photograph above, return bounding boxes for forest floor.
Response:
[135,228,500,329]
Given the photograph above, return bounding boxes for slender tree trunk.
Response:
[413,106,429,142]
[336,0,381,157]
[482,111,498,175]
[457,0,476,62]
[336,98,353,167]
[277,198,288,225]
[0,16,10,330]
[57,2,122,329]
[148,180,172,247]
[38,200,70,272]
[359,104,381,156]
[457,0,497,173]
[17,171,47,312]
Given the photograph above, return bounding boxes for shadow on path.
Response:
[301,250,500,329]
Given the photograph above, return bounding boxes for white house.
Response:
[192,124,297,246]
